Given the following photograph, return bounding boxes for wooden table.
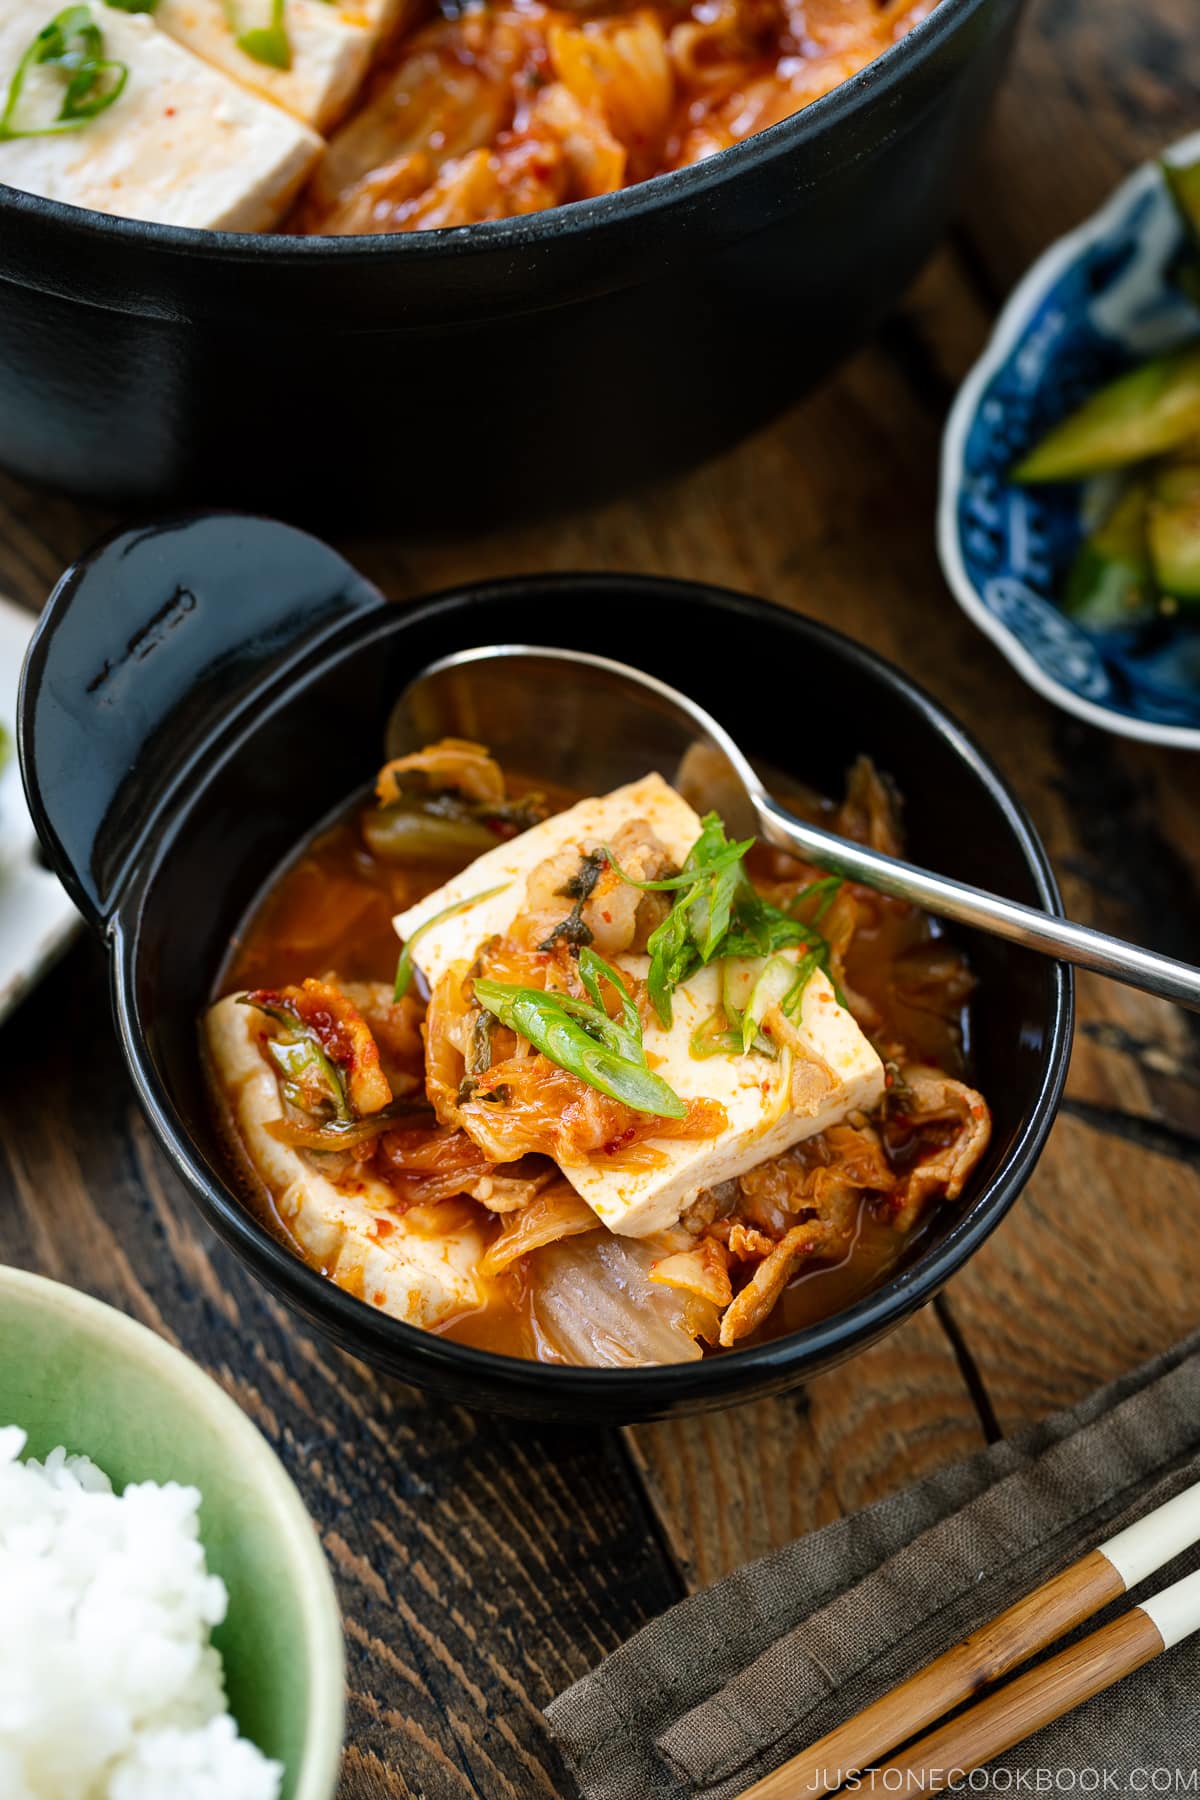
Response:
[1,1,1198,1793]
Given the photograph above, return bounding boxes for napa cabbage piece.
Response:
[479,1181,598,1277]
[530,1234,719,1366]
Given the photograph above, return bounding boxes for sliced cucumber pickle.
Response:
[1148,462,1200,604]
[1013,343,1200,482]
[1163,156,1200,243]
[1063,481,1157,628]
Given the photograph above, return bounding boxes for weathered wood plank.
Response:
[625,1307,990,1592]
[939,1108,1200,1429]
[943,708,1200,1430]
[0,940,683,1800]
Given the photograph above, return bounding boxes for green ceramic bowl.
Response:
[0,1265,345,1800]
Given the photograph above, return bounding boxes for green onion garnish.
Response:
[223,0,291,69]
[0,6,128,142]
[606,815,843,1029]
[689,1010,744,1060]
[393,883,510,1001]
[473,947,686,1118]
[790,874,842,925]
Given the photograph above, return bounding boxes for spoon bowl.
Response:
[387,644,760,835]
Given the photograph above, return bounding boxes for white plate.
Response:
[0,596,81,1022]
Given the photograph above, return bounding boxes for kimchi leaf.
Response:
[240,996,354,1123]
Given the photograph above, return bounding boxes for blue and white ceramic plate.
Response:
[939,130,1200,749]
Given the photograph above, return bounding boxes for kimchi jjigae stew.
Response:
[0,0,939,235]
[206,737,991,1368]
[297,0,940,233]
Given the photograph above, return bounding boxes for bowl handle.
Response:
[18,511,385,933]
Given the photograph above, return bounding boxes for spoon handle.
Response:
[755,796,1200,1013]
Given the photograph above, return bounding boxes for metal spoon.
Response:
[387,645,1200,1012]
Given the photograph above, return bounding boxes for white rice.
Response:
[0,1425,284,1800]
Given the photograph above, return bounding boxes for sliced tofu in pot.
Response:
[153,0,389,133]
[0,0,322,228]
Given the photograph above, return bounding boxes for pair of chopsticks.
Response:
[737,1476,1200,1798]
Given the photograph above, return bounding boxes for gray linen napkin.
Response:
[547,1333,1200,1798]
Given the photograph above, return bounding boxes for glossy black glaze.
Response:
[20,515,1071,1422]
[0,0,1020,524]
[20,513,385,930]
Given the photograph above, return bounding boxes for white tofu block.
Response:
[393,772,705,991]
[153,0,389,133]
[577,958,884,1235]
[395,776,886,1238]
[0,1,321,230]
[205,995,484,1327]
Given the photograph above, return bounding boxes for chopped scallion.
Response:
[393,882,510,1001]
[0,6,128,141]
[472,948,686,1118]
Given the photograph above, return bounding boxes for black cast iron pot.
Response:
[19,514,1070,1421]
[0,0,1020,525]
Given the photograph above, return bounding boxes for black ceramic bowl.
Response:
[20,514,1070,1422]
[0,0,1021,524]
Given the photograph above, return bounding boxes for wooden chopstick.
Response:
[735,1475,1200,1800]
[874,1566,1200,1796]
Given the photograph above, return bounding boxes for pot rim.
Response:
[106,571,1073,1408]
[0,0,996,262]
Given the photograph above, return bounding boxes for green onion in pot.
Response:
[0,6,128,141]
[607,813,841,1028]
[223,0,291,70]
